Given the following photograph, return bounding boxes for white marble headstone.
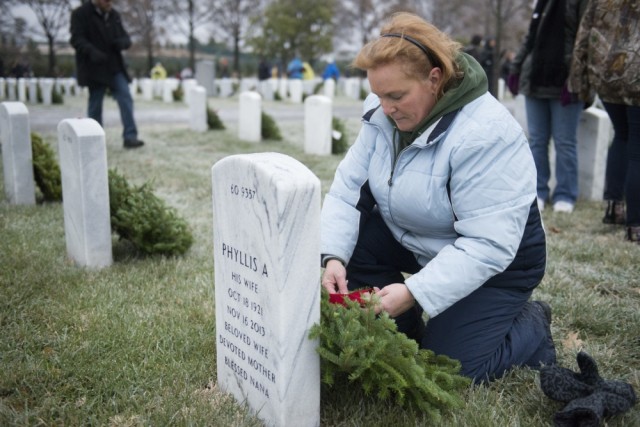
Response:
[57,118,112,269]
[0,78,5,100]
[140,78,153,101]
[6,78,17,101]
[289,79,303,104]
[17,78,27,102]
[323,78,336,99]
[218,78,234,98]
[162,78,179,103]
[181,79,197,105]
[304,95,332,156]
[189,85,208,133]
[27,78,38,104]
[211,153,320,427]
[63,78,73,96]
[277,78,288,101]
[240,77,258,94]
[259,80,274,102]
[344,77,361,100]
[238,91,261,143]
[40,78,54,106]
[129,78,138,98]
[577,107,612,201]
[196,60,216,96]
[0,102,36,205]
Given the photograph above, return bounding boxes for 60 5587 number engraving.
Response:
[230,184,256,199]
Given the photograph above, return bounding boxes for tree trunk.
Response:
[47,34,56,76]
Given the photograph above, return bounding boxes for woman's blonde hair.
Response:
[352,12,463,97]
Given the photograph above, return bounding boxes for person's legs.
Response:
[549,100,582,206]
[602,102,628,203]
[624,105,640,228]
[110,72,138,142]
[87,85,106,126]
[421,286,555,383]
[525,97,552,204]
[345,209,424,340]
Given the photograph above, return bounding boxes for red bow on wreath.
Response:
[328,288,374,307]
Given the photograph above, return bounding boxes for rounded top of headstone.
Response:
[304,95,331,106]
[0,101,29,116]
[212,153,320,189]
[240,91,262,101]
[57,118,105,137]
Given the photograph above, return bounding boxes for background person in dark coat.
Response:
[70,0,144,149]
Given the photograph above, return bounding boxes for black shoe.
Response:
[626,226,640,243]
[603,200,625,225]
[124,139,144,149]
[526,301,557,368]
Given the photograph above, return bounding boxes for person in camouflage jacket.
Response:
[569,0,640,243]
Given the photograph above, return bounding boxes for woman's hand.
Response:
[373,283,415,317]
[321,259,349,294]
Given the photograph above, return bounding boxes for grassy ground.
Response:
[1,96,638,426]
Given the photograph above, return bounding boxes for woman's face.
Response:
[367,61,441,132]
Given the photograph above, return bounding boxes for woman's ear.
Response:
[428,67,442,86]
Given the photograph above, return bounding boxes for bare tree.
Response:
[336,0,418,48]
[209,0,263,75]
[484,0,531,93]
[118,0,162,75]
[18,0,73,76]
[163,0,214,71]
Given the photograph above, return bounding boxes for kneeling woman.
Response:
[320,12,555,383]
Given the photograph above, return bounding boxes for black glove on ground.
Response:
[554,390,636,427]
[539,351,636,427]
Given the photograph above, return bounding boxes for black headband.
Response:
[381,33,440,68]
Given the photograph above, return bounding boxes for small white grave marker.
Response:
[289,80,303,104]
[212,152,320,427]
[0,102,36,205]
[141,78,153,101]
[238,91,261,143]
[323,78,336,99]
[304,95,332,156]
[6,78,17,101]
[28,78,38,104]
[577,107,612,201]
[40,78,54,106]
[57,118,112,268]
[189,85,208,133]
[17,78,27,102]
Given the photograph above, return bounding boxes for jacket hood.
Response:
[399,52,488,144]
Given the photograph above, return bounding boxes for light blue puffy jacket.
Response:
[321,92,544,317]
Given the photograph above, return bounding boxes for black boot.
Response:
[602,200,625,225]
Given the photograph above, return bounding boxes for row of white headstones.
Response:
[0,74,365,105]
[0,99,321,426]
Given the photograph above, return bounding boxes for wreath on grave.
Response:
[108,169,193,256]
[31,132,63,202]
[207,107,225,130]
[331,117,348,154]
[29,132,193,257]
[261,111,282,140]
[309,288,470,420]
